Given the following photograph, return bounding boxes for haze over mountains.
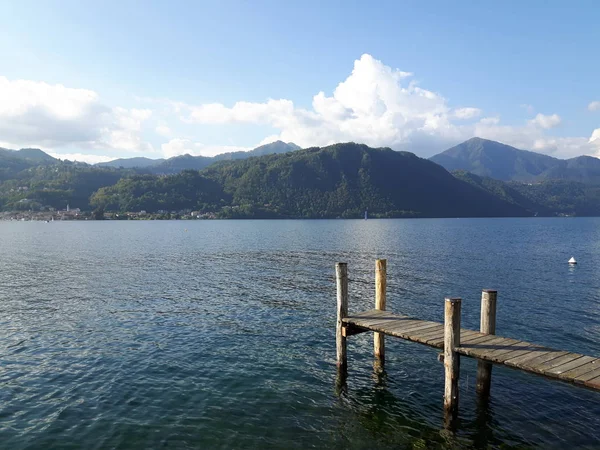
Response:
[3,137,600,218]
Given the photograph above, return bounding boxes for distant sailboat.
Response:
[364,210,368,220]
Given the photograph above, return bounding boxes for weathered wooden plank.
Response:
[547,355,595,376]
[425,330,449,346]
[509,350,569,371]
[559,359,600,380]
[342,308,600,391]
[585,375,600,389]
[482,339,533,357]
[535,353,585,374]
[459,334,501,347]
[460,329,483,340]
[411,326,447,342]
[461,335,513,350]
[575,366,600,383]
[379,319,428,331]
[394,327,446,345]
[392,321,441,334]
[385,326,443,342]
[428,336,446,348]
[347,314,404,325]
[484,342,543,363]
[503,347,557,366]
[458,338,518,359]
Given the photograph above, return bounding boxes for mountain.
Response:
[0,161,130,211]
[540,156,600,184]
[95,140,301,173]
[97,157,165,169]
[430,138,559,181]
[454,171,600,217]
[15,148,57,162]
[430,137,600,184]
[0,147,58,181]
[150,154,214,174]
[213,141,301,161]
[0,147,57,163]
[91,143,529,218]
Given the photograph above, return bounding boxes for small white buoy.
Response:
[568,257,577,265]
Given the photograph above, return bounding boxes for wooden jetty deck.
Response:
[343,309,600,390]
[335,259,599,427]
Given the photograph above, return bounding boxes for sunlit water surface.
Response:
[0,218,599,449]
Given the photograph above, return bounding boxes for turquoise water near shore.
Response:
[0,218,599,449]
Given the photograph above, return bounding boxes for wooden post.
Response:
[444,297,461,418]
[374,259,387,362]
[336,263,348,371]
[477,289,497,397]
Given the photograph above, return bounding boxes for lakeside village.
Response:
[0,205,219,221]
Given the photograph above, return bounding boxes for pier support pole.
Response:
[476,290,497,397]
[374,259,387,364]
[336,263,348,372]
[444,297,461,423]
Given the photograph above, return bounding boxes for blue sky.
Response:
[0,0,598,163]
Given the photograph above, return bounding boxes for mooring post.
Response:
[336,262,348,372]
[374,259,387,363]
[476,289,497,397]
[444,297,461,419]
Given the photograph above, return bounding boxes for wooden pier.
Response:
[335,260,600,425]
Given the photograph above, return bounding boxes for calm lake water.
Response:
[0,218,599,449]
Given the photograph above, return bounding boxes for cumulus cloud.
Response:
[2,55,599,161]
[175,54,595,158]
[178,54,462,154]
[589,101,600,112]
[47,152,114,164]
[453,107,482,120]
[528,113,561,129]
[155,125,172,137]
[0,76,153,154]
[160,138,252,158]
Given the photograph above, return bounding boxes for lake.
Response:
[0,218,599,449]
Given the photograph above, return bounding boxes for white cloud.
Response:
[155,125,171,137]
[2,55,598,162]
[172,55,599,159]
[0,76,153,154]
[453,107,482,120]
[47,152,114,164]
[160,138,252,158]
[479,117,500,125]
[588,101,600,112]
[528,113,561,129]
[179,54,458,153]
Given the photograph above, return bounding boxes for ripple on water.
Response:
[0,219,599,449]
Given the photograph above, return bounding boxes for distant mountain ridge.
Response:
[97,140,301,173]
[97,157,165,169]
[0,147,57,163]
[91,142,529,218]
[430,137,600,183]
